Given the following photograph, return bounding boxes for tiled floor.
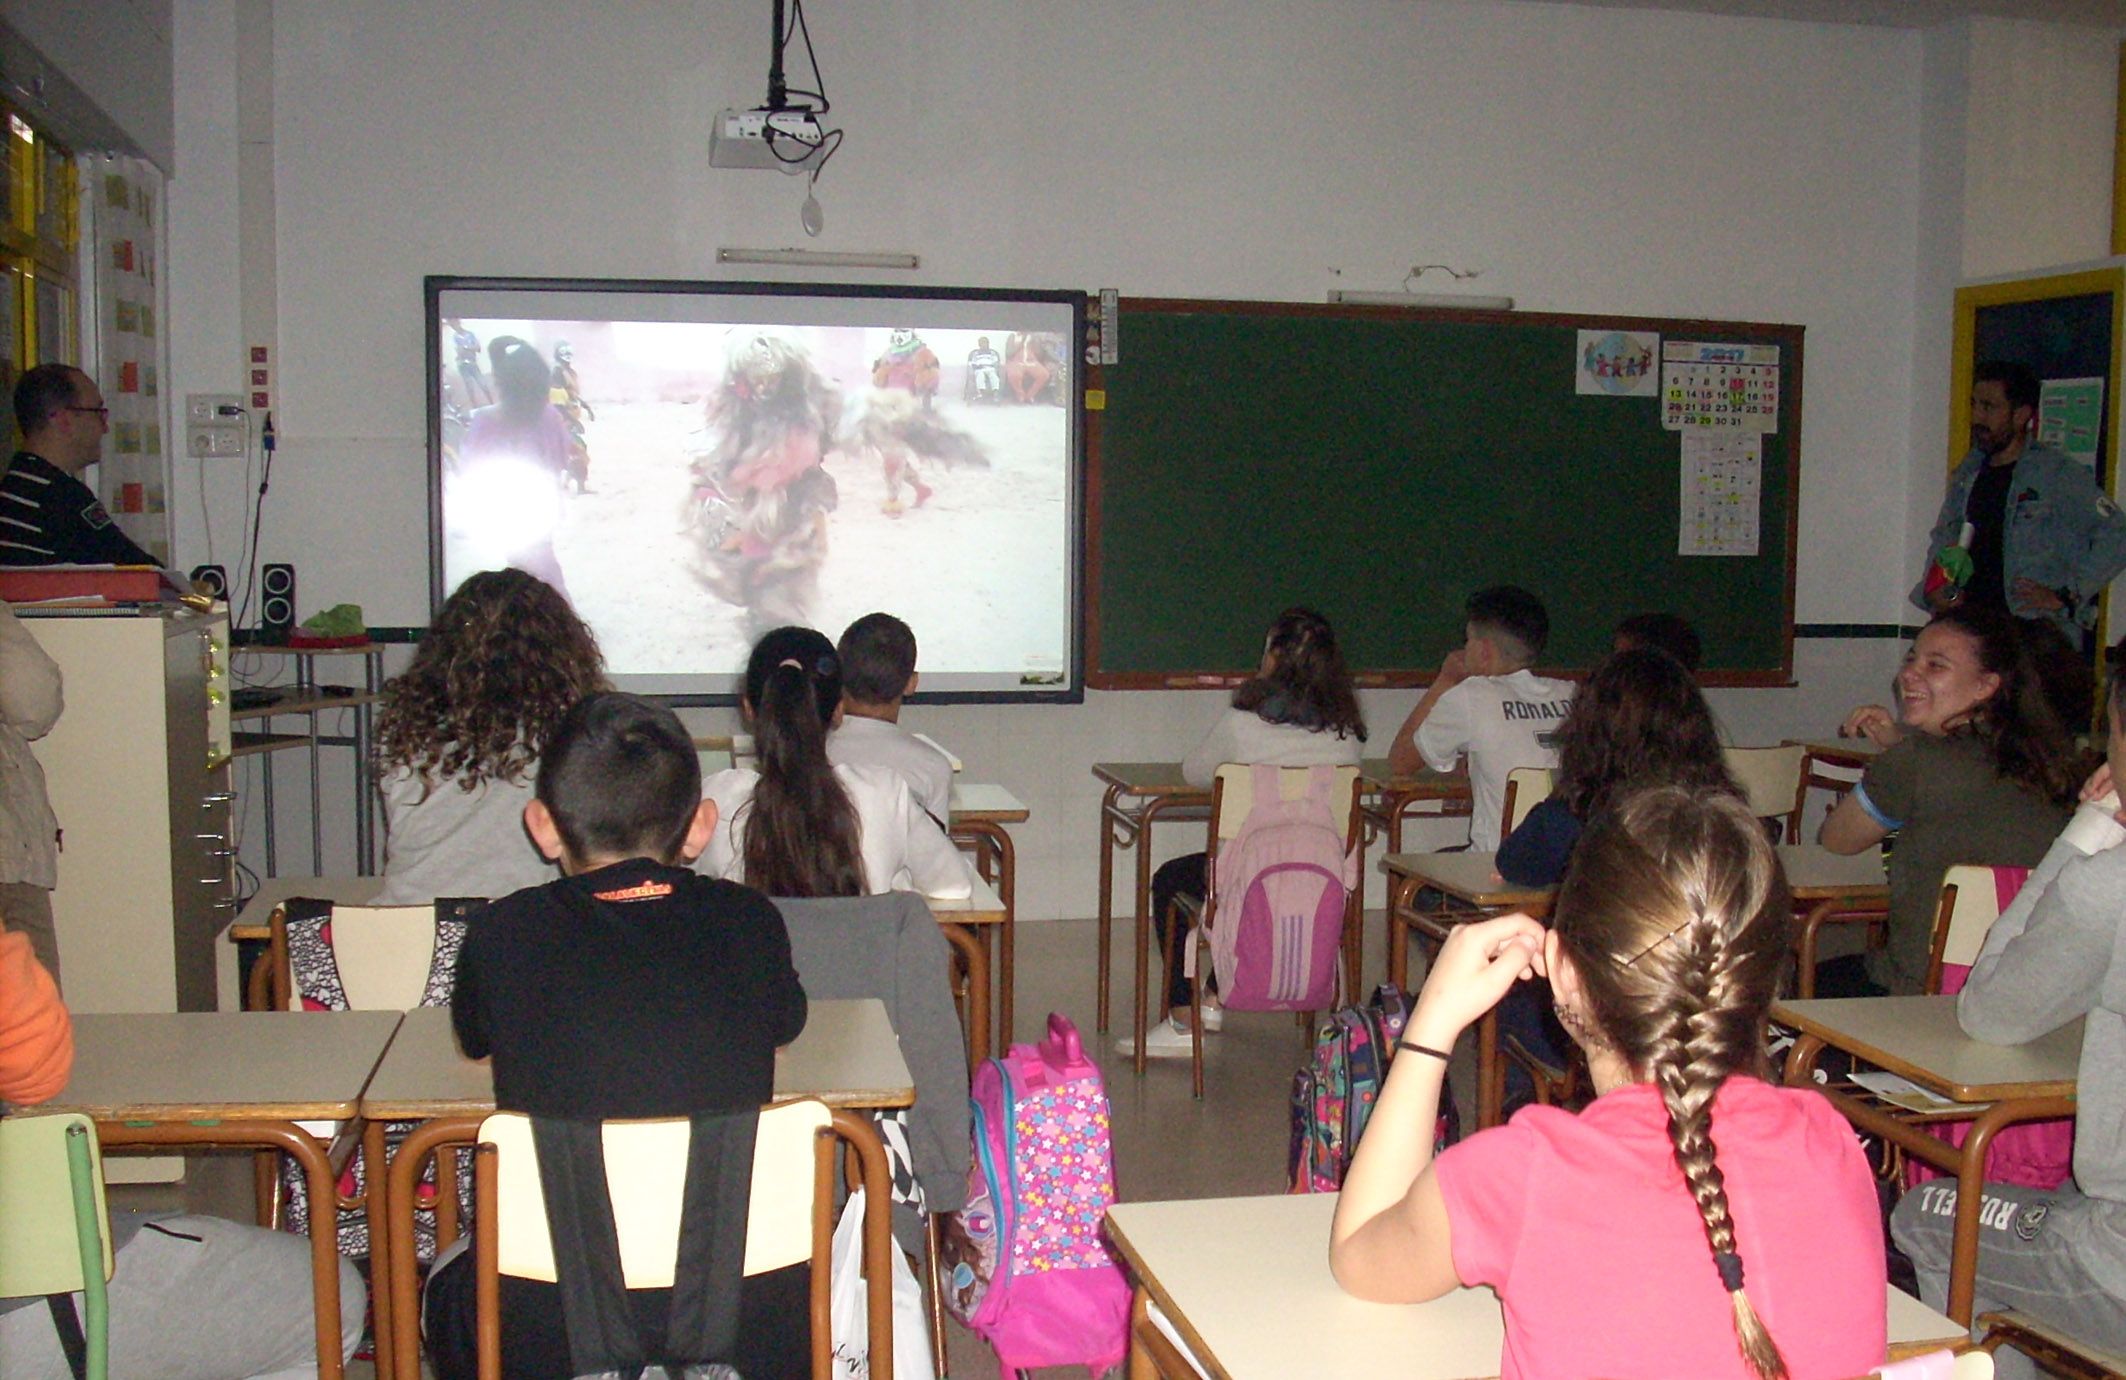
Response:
[150,909,1458,1379]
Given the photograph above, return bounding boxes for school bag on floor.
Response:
[1206,764,1357,1013]
[938,1012,1130,1375]
[1288,983,1458,1192]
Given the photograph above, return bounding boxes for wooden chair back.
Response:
[939,921,990,1068]
[1977,1309,2125,1378]
[257,900,468,1012]
[1724,744,1807,841]
[475,1101,894,1379]
[1500,766,1555,838]
[1926,864,2007,994]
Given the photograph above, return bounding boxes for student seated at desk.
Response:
[0,923,367,1380]
[826,610,955,827]
[1493,650,1738,1100]
[1818,605,2077,995]
[427,691,808,1379]
[698,625,973,898]
[1121,607,1367,1058]
[1331,787,1886,1380]
[1890,650,2126,1377]
[1387,585,1574,852]
[372,568,607,905]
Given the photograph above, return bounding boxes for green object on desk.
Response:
[301,603,365,638]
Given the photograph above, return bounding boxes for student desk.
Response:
[369,1000,914,1380]
[1791,736,1879,822]
[1380,851,1553,1130]
[1104,1192,1966,1379]
[1382,845,1889,1127]
[949,782,1029,1046]
[1777,995,2081,1325]
[1092,763,1214,1034]
[37,1009,404,1380]
[223,873,1002,1007]
[1786,845,1891,996]
[1093,759,1462,1041]
[1357,759,1474,855]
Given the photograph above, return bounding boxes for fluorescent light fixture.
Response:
[717,247,920,270]
[1329,289,1515,310]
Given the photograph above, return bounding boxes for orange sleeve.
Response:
[0,930,72,1104]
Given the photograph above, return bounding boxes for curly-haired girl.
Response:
[1332,787,1886,1379]
[372,569,607,904]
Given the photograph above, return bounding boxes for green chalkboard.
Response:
[1087,300,1802,687]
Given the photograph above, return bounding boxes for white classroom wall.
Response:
[83,1,2123,919]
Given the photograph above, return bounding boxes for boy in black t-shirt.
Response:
[429,691,809,1379]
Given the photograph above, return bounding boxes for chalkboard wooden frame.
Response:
[1084,297,1803,690]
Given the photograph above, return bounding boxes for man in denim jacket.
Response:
[1911,360,2126,640]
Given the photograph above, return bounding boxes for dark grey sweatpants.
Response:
[1892,1180,2126,1380]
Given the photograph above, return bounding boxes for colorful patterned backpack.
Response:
[277,896,481,1260]
[1288,984,1457,1192]
[938,1012,1129,1374]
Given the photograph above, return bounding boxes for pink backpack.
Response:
[1907,866,2074,1192]
[1207,764,1356,1012]
[938,1013,1129,1375]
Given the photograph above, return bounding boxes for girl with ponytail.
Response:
[1331,787,1887,1379]
[697,625,972,898]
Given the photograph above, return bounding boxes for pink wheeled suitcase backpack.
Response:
[938,1012,1130,1375]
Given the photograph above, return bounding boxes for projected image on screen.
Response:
[429,280,1081,702]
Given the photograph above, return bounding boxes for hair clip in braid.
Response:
[1713,1250,1745,1293]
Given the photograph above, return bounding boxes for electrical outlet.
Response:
[187,393,243,424]
[187,426,245,458]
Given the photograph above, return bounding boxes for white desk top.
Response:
[1778,844,1889,896]
[40,1010,404,1120]
[1378,852,1551,909]
[1775,994,2081,1102]
[1375,846,1883,909]
[949,782,1029,822]
[230,873,1003,936]
[928,875,1005,925]
[359,998,915,1119]
[1105,1193,1964,1379]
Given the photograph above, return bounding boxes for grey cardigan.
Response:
[776,891,973,1242]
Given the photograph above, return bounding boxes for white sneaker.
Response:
[1114,1017,1198,1059]
[1200,1001,1224,1033]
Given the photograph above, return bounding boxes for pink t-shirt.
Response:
[1435,1077,1885,1380]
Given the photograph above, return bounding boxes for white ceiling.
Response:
[1521,0,2126,27]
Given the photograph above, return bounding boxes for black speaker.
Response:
[260,563,296,640]
[189,564,227,600]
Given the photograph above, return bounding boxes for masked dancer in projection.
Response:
[550,340,594,494]
[454,335,571,597]
[687,332,843,636]
[862,327,987,516]
[851,388,989,518]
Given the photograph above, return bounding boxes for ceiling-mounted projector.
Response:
[709,107,827,173]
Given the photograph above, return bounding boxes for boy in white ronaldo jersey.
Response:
[1387,585,1575,850]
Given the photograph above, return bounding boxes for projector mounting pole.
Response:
[767,0,789,110]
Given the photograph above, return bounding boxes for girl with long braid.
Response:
[1331,787,1887,1378]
